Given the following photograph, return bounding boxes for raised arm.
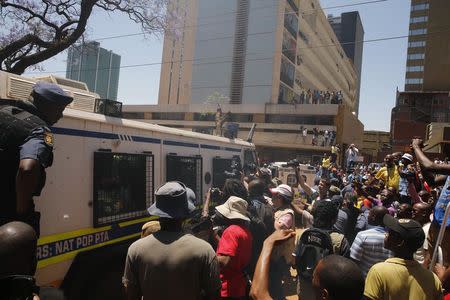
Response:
[412,139,450,175]
[250,230,295,300]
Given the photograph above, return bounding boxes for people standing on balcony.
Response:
[325,91,331,104]
[312,128,319,146]
[338,91,343,104]
[302,127,308,143]
[318,91,323,104]
[324,130,330,147]
[299,91,305,104]
[306,89,312,104]
[312,90,318,104]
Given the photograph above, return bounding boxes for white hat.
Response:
[270,184,293,199]
[215,196,250,222]
[402,153,413,162]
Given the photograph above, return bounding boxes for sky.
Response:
[25,0,411,132]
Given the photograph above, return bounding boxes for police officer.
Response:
[0,81,73,237]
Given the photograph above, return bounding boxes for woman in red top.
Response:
[215,196,253,300]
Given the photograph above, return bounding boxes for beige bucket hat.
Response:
[215,196,250,222]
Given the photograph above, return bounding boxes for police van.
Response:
[0,71,257,297]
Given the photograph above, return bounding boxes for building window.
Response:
[409,28,427,36]
[408,40,426,48]
[152,112,185,120]
[411,3,429,11]
[278,83,295,104]
[410,16,428,24]
[284,8,298,38]
[406,66,424,72]
[287,0,299,12]
[407,53,425,60]
[280,57,295,87]
[282,31,296,63]
[405,78,423,84]
[193,113,215,121]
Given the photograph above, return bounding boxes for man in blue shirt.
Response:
[350,206,393,276]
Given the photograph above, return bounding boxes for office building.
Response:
[391,0,450,153]
[362,131,391,163]
[405,0,450,91]
[328,12,364,116]
[66,41,121,100]
[125,0,363,163]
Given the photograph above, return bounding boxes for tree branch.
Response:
[2,2,59,31]
[8,0,97,74]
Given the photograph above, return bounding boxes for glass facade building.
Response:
[66,41,121,100]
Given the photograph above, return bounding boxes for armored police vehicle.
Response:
[0,71,257,298]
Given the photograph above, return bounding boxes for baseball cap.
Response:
[383,214,425,252]
[401,153,413,162]
[270,184,293,199]
[33,81,73,106]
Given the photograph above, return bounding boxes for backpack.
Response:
[247,199,274,276]
[250,199,274,234]
[294,228,334,281]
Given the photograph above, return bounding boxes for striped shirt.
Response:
[350,226,393,276]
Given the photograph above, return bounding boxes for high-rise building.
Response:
[328,12,364,116]
[158,0,358,109]
[66,41,121,100]
[404,0,450,91]
[390,0,450,154]
[124,0,364,163]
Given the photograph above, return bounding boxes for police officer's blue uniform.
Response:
[0,81,72,236]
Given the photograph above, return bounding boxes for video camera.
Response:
[282,159,300,168]
[224,158,242,179]
[0,275,39,300]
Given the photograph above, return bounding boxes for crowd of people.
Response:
[293,90,344,105]
[299,126,337,147]
[1,86,449,300]
[124,138,448,300]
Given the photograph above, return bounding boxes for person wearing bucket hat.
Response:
[0,81,73,237]
[124,181,221,300]
[214,196,253,299]
[147,181,196,218]
[364,214,442,300]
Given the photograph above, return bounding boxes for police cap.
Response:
[33,81,73,106]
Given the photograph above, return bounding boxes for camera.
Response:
[210,187,222,203]
[224,158,242,179]
[282,159,300,168]
[0,275,39,300]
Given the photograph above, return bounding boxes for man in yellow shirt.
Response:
[321,153,331,178]
[375,154,400,191]
[364,215,442,300]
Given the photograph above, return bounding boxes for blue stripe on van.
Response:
[225,147,241,153]
[52,127,243,151]
[51,127,118,140]
[200,144,221,150]
[131,136,161,144]
[163,140,199,148]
